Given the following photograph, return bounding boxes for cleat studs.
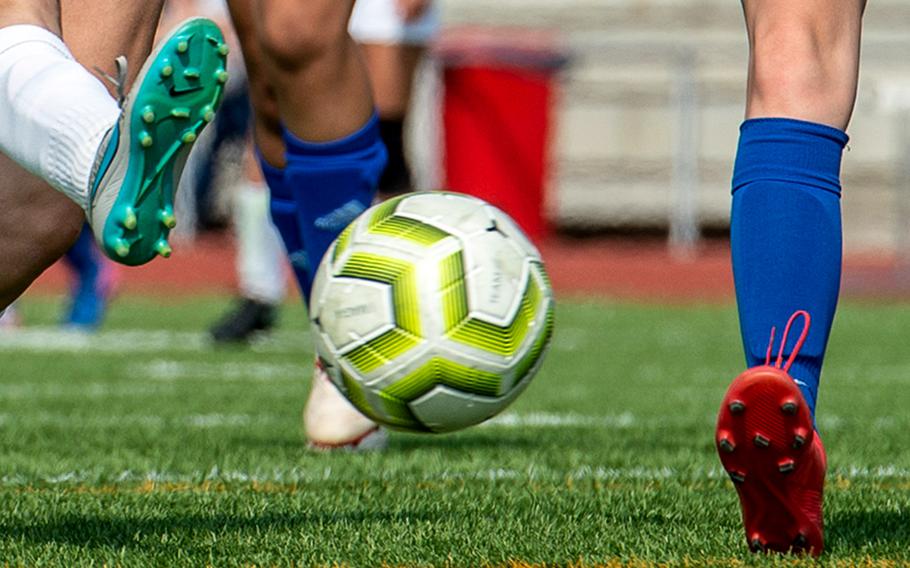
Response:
[141,106,156,124]
[729,401,746,415]
[201,106,215,123]
[176,40,189,54]
[122,207,137,231]
[155,240,172,258]
[215,70,229,84]
[781,400,798,415]
[792,427,809,449]
[139,132,153,148]
[183,68,200,80]
[218,43,230,56]
[753,434,770,448]
[112,239,130,258]
[728,470,746,484]
[750,537,765,553]
[181,131,197,143]
[778,459,796,474]
[716,431,735,453]
[171,108,191,119]
[161,64,174,78]
[158,209,177,229]
[793,533,808,548]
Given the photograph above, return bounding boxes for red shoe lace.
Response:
[764,310,811,372]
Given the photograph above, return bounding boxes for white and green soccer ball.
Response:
[310,191,555,433]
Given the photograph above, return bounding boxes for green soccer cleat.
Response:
[87,18,228,266]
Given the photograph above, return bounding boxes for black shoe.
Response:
[209,298,278,343]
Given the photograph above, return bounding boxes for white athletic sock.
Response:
[0,25,120,209]
[235,181,288,305]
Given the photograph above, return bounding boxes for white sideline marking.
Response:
[0,327,310,355]
[143,360,306,382]
[0,328,205,354]
[485,412,636,428]
[0,412,283,429]
[4,464,910,488]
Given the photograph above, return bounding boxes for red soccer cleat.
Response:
[715,311,826,556]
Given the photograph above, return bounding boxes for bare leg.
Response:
[252,0,374,142]
[0,0,165,309]
[360,43,423,119]
[0,0,60,33]
[717,0,866,556]
[743,0,865,129]
[360,42,424,194]
[226,0,284,167]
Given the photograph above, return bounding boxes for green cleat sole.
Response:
[97,18,227,265]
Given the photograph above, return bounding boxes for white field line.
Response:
[3,464,910,488]
[0,412,285,429]
[0,327,310,355]
[143,360,306,382]
[484,412,636,428]
[0,404,898,433]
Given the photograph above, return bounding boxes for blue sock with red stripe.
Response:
[731,118,848,418]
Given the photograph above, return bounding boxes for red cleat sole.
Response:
[716,365,826,556]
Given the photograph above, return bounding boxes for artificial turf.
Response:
[1,296,909,565]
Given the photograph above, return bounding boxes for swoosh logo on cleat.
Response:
[314,200,367,232]
[169,85,204,97]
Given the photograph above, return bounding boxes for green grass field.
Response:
[2,296,910,565]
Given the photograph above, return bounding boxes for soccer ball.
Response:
[309,191,555,433]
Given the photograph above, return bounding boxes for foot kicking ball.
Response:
[309,191,555,433]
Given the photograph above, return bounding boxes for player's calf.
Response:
[0,158,83,309]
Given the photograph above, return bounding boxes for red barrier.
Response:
[437,28,569,241]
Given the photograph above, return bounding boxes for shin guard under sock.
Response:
[281,114,387,302]
[731,118,847,417]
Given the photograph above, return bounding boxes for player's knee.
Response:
[257,5,348,70]
[748,22,859,127]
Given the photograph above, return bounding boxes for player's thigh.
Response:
[252,0,356,66]
[60,0,166,88]
[742,0,865,127]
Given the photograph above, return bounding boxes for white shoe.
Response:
[304,361,388,451]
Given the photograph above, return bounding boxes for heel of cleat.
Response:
[715,366,825,556]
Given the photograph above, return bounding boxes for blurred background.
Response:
[7,0,910,331]
[433,0,910,256]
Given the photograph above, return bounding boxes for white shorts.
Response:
[349,0,440,46]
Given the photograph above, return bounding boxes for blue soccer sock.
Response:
[280,114,387,303]
[64,224,101,285]
[63,224,107,327]
[731,118,848,418]
[257,153,313,300]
